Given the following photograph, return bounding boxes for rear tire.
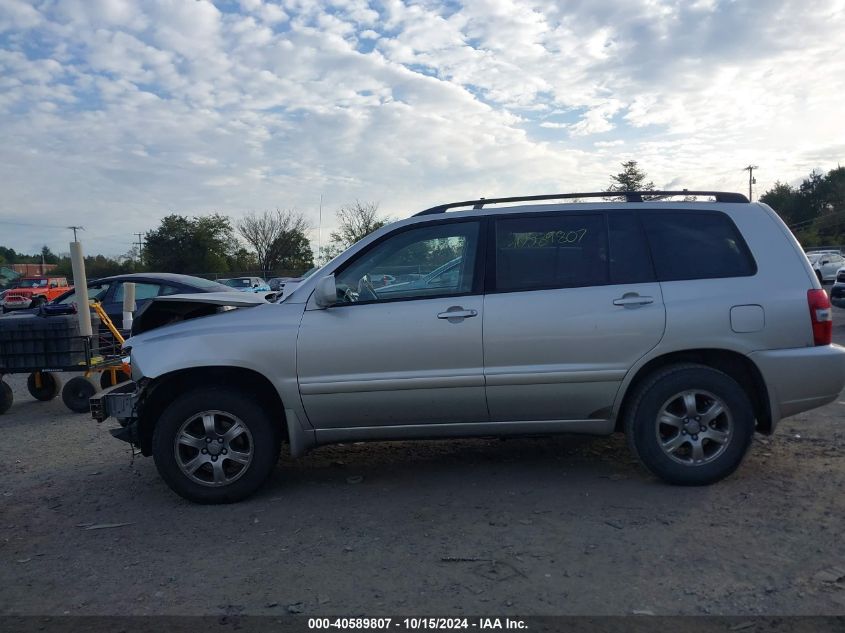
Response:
[152,387,281,504]
[625,364,754,486]
[0,381,12,414]
[62,376,97,413]
[27,371,62,401]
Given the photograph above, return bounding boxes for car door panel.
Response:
[484,283,665,421]
[298,296,486,428]
[297,219,487,429]
[483,211,666,423]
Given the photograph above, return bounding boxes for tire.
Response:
[152,387,281,504]
[0,381,12,414]
[62,376,98,413]
[816,270,824,283]
[625,364,755,486]
[100,370,130,390]
[27,371,62,401]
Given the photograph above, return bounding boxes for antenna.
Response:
[317,194,323,264]
[67,226,84,241]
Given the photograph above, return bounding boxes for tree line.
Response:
[3,162,843,287]
[0,201,391,285]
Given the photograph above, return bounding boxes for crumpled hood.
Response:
[153,291,270,307]
[129,291,270,337]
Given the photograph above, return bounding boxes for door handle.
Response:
[437,307,478,321]
[613,294,654,307]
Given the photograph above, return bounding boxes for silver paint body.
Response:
[125,201,845,456]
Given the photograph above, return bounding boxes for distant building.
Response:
[11,263,57,276]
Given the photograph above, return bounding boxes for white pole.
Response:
[122,282,136,332]
[69,241,92,337]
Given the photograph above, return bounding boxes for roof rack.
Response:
[413,190,750,216]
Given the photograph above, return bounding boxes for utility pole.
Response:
[742,165,758,201]
[134,232,144,263]
[67,226,84,241]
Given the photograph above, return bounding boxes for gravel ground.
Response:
[2,320,845,617]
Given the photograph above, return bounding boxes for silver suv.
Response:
[92,191,845,503]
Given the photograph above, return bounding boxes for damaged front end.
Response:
[90,380,143,445]
[89,291,270,446]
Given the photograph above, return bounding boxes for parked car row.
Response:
[0,273,310,315]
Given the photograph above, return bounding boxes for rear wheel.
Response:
[625,364,754,486]
[0,381,12,414]
[152,387,281,504]
[62,376,97,413]
[27,371,62,401]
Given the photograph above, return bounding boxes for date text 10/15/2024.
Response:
[308,617,528,630]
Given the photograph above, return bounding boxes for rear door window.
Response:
[493,214,607,291]
[641,211,756,281]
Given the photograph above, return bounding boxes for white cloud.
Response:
[0,0,843,256]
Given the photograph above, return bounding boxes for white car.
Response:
[807,251,844,283]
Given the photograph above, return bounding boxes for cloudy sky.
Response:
[1,0,844,257]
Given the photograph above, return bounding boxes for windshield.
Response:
[56,282,111,305]
[221,278,254,287]
[187,277,238,292]
[19,279,48,288]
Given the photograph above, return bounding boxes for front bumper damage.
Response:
[90,381,141,445]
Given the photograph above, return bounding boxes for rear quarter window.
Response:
[641,211,756,281]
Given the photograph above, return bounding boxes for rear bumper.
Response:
[750,344,845,424]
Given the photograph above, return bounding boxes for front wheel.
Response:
[152,387,281,504]
[625,364,754,486]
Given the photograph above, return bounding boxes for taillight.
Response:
[808,289,832,345]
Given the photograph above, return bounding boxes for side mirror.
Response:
[313,275,337,308]
[822,260,830,265]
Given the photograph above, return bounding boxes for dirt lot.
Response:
[2,319,845,617]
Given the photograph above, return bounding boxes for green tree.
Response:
[40,245,58,265]
[272,228,313,272]
[237,209,311,277]
[144,214,236,274]
[606,160,655,193]
[760,181,802,224]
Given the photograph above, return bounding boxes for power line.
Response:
[0,219,69,230]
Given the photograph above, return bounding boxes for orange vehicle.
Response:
[2,277,72,312]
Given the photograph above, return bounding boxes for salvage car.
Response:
[92,191,845,504]
[51,273,236,329]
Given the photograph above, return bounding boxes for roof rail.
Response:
[413,191,750,216]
